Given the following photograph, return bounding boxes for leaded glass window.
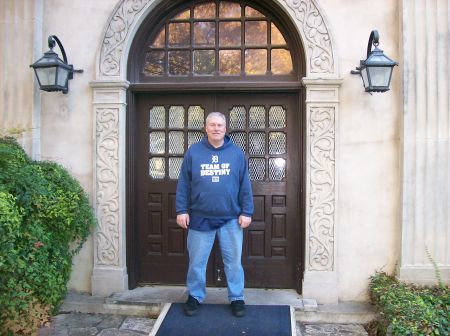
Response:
[269,132,286,154]
[188,106,205,128]
[249,106,266,129]
[249,132,266,155]
[249,158,265,180]
[269,158,286,180]
[149,132,165,154]
[169,131,184,154]
[228,104,287,181]
[269,106,286,128]
[229,132,246,152]
[148,105,205,180]
[169,157,184,179]
[169,106,185,128]
[230,106,246,129]
[142,1,295,80]
[149,158,165,179]
[149,106,165,128]
[188,131,204,147]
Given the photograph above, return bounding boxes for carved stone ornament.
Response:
[283,0,334,74]
[95,108,120,266]
[99,0,335,77]
[100,0,150,77]
[308,107,335,270]
[95,0,338,275]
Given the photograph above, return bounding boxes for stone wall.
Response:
[39,0,119,292]
[318,0,402,301]
[399,0,450,285]
[0,0,42,158]
[3,0,447,301]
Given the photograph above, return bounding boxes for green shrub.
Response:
[369,271,450,335]
[0,138,95,334]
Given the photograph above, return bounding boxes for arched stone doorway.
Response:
[128,0,305,291]
[91,0,342,304]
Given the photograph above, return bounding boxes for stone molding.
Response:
[93,0,340,300]
[91,81,129,294]
[98,0,337,79]
[94,107,120,266]
[303,78,342,273]
[308,106,335,271]
[99,0,150,79]
[282,0,335,75]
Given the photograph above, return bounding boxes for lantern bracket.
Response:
[351,30,380,76]
[366,30,379,57]
[48,35,83,80]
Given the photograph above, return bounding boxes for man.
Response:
[176,112,253,317]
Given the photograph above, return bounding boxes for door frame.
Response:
[126,88,305,292]
[91,0,342,304]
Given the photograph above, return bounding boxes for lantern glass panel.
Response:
[57,67,70,87]
[368,66,391,87]
[360,67,369,88]
[36,67,56,86]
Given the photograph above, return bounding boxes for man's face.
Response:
[205,116,226,143]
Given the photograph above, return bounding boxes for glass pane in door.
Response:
[149,106,166,128]
[169,106,185,128]
[249,157,265,180]
[229,106,246,129]
[188,106,205,128]
[249,106,266,128]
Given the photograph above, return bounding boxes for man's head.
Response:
[205,112,226,146]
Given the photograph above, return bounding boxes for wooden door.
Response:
[133,92,301,288]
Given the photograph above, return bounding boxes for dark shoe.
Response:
[231,300,245,317]
[184,295,199,316]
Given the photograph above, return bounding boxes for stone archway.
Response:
[90,0,342,304]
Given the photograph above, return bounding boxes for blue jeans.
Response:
[187,218,244,303]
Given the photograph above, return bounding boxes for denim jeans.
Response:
[186,218,244,303]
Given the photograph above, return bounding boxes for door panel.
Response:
[218,94,299,288]
[135,94,215,285]
[134,92,300,288]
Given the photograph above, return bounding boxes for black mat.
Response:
[154,303,292,336]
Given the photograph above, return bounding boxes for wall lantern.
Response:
[30,35,83,94]
[351,30,398,93]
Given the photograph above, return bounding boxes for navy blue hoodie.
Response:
[176,135,253,219]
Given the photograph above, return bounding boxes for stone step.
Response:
[296,301,377,324]
[61,288,377,325]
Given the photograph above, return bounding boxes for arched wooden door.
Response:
[127,0,305,292]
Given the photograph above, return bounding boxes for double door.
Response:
[132,92,302,289]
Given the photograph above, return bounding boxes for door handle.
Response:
[216,268,222,282]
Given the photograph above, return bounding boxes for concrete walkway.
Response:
[38,287,374,335]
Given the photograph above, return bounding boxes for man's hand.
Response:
[177,214,190,229]
[238,215,252,228]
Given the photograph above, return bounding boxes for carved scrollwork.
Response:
[283,0,334,74]
[100,0,334,77]
[308,107,335,270]
[96,0,338,274]
[100,0,150,77]
[96,108,120,266]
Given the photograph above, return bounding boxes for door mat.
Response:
[150,302,296,336]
